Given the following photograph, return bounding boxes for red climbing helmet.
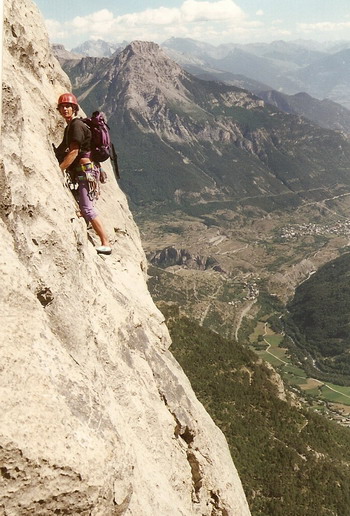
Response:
[57,92,78,107]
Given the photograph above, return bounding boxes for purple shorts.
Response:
[78,180,97,221]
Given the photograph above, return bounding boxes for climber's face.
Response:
[58,103,75,122]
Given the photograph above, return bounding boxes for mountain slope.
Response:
[162,41,350,134]
[162,37,350,108]
[286,252,350,382]
[258,90,350,133]
[62,41,350,214]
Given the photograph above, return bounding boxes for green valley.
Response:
[249,320,350,423]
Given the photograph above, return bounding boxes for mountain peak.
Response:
[126,40,161,54]
[120,39,183,74]
[110,39,188,112]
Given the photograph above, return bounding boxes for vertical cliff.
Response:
[0,1,251,514]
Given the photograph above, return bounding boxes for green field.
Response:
[250,322,350,407]
[320,384,350,404]
[251,334,288,364]
[283,364,307,378]
[258,352,286,367]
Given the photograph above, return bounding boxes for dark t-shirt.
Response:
[63,118,91,168]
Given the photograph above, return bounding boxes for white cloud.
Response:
[45,18,68,41]
[118,7,181,27]
[44,2,350,47]
[180,0,245,23]
[71,9,115,33]
[44,0,250,47]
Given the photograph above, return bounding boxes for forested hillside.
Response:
[163,305,350,516]
[286,252,350,383]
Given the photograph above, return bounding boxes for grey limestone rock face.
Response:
[0,1,251,514]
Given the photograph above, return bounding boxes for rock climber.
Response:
[56,92,111,255]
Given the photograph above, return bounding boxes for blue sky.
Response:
[34,0,350,49]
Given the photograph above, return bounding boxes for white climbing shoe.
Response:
[96,246,112,255]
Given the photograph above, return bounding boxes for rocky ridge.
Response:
[149,246,223,272]
[0,1,251,514]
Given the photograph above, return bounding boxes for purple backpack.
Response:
[83,111,111,163]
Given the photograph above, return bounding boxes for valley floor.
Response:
[249,321,350,427]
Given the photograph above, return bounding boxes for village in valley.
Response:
[279,219,350,240]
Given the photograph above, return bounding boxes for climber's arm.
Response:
[59,142,79,171]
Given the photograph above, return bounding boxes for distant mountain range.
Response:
[55,37,350,107]
[257,90,350,133]
[53,40,124,59]
[54,37,350,115]
[71,39,125,58]
[162,38,350,109]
